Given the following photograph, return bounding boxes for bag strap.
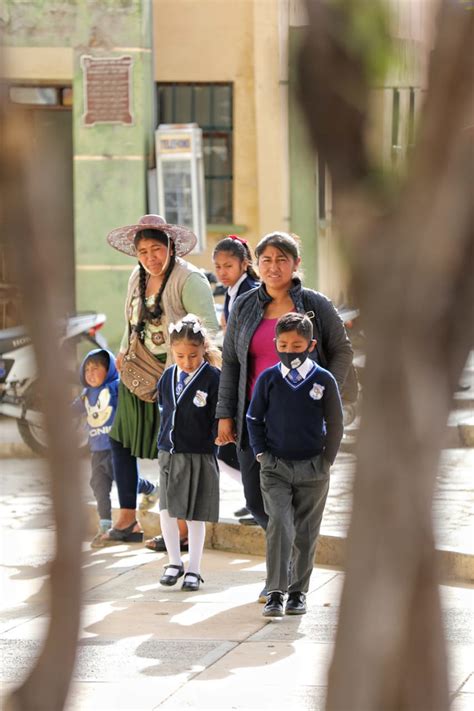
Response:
[302,290,328,369]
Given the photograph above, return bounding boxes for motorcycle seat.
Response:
[0,326,32,355]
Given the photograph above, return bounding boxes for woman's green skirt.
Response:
[110,381,160,460]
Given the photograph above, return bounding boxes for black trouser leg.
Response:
[110,437,154,509]
[237,445,268,530]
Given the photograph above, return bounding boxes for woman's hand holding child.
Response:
[215,418,237,446]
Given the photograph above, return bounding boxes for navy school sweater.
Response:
[157,361,220,454]
[223,274,260,322]
[246,361,343,463]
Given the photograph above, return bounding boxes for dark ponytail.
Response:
[213,236,259,282]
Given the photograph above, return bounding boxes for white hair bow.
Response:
[168,314,204,335]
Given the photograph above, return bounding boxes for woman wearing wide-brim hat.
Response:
[101,214,219,544]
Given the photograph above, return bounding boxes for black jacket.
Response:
[223,274,260,322]
[215,278,353,448]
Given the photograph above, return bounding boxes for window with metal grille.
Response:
[156,83,233,224]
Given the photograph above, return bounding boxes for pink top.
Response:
[247,318,279,399]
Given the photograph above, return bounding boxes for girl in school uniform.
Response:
[213,236,260,494]
[213,235,260,330]
[157,315,221,591]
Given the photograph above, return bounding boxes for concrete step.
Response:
[452,357,474,409]
[87,502,474,583]
[342,407,474,451]
[83,445,474,586]
[452,392,474,410]
[86,503,474,585]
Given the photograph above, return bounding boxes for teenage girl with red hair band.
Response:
[213,235,260,331]
[213,236,260,518]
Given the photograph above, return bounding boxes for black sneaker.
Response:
[263,591,285,617]
[285,591,307,615]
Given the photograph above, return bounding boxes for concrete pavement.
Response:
[1,520,473,709]
[1,445,473,581]
[1,454,474,710]
[129,448,474,583]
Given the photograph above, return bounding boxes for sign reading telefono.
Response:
[81,55,133,126]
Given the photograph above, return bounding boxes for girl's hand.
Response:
[215,418,236,445]
[116,352,124,372]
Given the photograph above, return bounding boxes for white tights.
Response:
[159,508,206,574]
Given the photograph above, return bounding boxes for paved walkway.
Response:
[1,456,473,710]
[1,535,473,710]
[1,409,473,554]
[149,448,474,555]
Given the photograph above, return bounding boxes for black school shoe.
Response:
[263,591,285,617]
[160,563,184,586]
[285,591,307,615]
[181,572,204,591]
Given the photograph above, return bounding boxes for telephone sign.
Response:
[155,124,206,252]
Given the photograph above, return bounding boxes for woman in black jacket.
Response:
[216,231,353,538]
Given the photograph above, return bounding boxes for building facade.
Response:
[1,0,436,346]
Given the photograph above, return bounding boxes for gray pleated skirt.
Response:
[158,450,220,523]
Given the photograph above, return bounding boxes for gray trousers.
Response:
[90,450,114,521]
[259,452,330,594]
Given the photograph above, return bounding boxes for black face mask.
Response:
[276,350,310,370]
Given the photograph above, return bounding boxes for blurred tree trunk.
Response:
[298,1,473,710]
[1,87,84,709]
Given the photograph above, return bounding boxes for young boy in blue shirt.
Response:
[72,349,120,547]
[246,313,343,617]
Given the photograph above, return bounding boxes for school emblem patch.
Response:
[309,383,325,400]
[193,390,208,407]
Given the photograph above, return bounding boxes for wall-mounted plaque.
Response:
[81,55,133,126]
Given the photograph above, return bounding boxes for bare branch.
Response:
[297,1,474,709]
[1,84,83,711]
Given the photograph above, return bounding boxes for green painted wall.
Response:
[76,270,131,350]
[2,1,146,48]
[74,160,147,265]
[288,27,318,290]
[3,0,154,352]
[72,3,154,352]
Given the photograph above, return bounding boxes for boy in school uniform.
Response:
[246,312,344,616]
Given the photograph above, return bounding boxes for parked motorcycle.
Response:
[337,305,364,427]
[0,312,108,455]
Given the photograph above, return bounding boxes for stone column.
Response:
[73,0,154,350]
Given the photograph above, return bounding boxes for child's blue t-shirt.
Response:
[71,348,119,452]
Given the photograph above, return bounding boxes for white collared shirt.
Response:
[227,273,248,313]
[176,366,198,387]
[280,358,314,381]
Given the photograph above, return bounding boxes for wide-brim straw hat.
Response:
[107,214,197,257]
